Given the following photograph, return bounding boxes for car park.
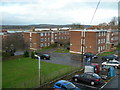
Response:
[102,60,120,69]
[40,54,50,60]
[53,80,81,90]
[84,52,98,59]
[72,72,103,86]
[102,55,119,61]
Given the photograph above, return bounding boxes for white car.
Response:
[102,60,120,69]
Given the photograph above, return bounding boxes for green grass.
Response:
[115,45,120,51]
[37,44,57,52]
[2,57,78,88]
[54,49,69,53]
[97,51,115,56]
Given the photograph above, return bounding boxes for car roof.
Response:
[106,55,116,57]
[43,54,49,56]
[55,80,71,85]
[84,72,98,75]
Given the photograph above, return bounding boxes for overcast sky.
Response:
[1,0,119,25]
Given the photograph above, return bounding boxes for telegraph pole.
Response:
[81,26,85,68]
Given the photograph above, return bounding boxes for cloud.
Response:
[1,0,119,25]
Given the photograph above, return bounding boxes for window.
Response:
[101,46,102,51]
[86,75,92,79]
[55,34,57,36]
[45,33,47,36]
[41,43,44,47]
[103,46,104,50]
[111,38,113,41]
[61,85,67,90]
[30,38,32,41]
[56,83,61,87]
[30,43,32,47]
[103,39,104,43]
[101,39,102,43]
[45,38,47,41]
[89,46,91,48]
[40,38,44,42]
[30,32,32,37]
[48,43,50,46]
[111,33,114,36]
[98,39,100,44]
[48,38,50,41]
[48,33,50,36]
[65,36,66,39]
[99,32,101,37]
[102,32,103,36]
[98,47,100,52]
[40,33,44,36]
[55,37,57,39]
[45,43,47,47]
[104,32,106,36]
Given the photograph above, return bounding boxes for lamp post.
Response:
[34,55,41,85]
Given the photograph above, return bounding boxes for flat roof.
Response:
[70,29,119,32]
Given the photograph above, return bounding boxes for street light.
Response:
[34,55,41,85]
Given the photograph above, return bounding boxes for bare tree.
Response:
[2,32,25,52]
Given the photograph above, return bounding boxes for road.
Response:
[101,69,120,90]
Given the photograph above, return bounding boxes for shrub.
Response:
[24,51,29,57]
[31,52,36,59]
[51,43,57,48]
[2,52,11,58]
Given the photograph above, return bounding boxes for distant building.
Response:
[70,29,119,54]
[24,28,70,50]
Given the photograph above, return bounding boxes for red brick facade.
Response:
[24,29,70,50]
[70,29,119,54]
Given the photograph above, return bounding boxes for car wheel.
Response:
[91,81,95,85]
[44,57,46,60]
[74,78,78,82]
[106,59,109,61]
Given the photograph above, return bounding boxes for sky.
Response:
[0,0,119,25]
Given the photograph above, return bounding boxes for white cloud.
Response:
[1,0,119,25]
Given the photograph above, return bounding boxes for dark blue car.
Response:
[84,52,98,59]
[54,80,81,90]
[102,55,119,61]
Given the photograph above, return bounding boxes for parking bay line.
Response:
[99,82,107,90]
[74,82,98,89]
[99,76,115,90]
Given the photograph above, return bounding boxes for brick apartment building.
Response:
[70,29,119,54]
[24,28,70,50]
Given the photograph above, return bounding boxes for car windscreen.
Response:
[107,55,116,58]
[43,54,49,56]
[93,74,100,79]
[65,83,76,88]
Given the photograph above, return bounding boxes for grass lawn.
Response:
[97,51,115,56]
[2,57,78,88]
[115,45,120,51]
[54,48,69,53]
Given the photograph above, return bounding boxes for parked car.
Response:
[92,63,100,74]
[53,80,81,90]
[102,60,120,69]
[84,52,98,59]
[102,55,119,61]
[40,54,50,60]
[72,72,103,85]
